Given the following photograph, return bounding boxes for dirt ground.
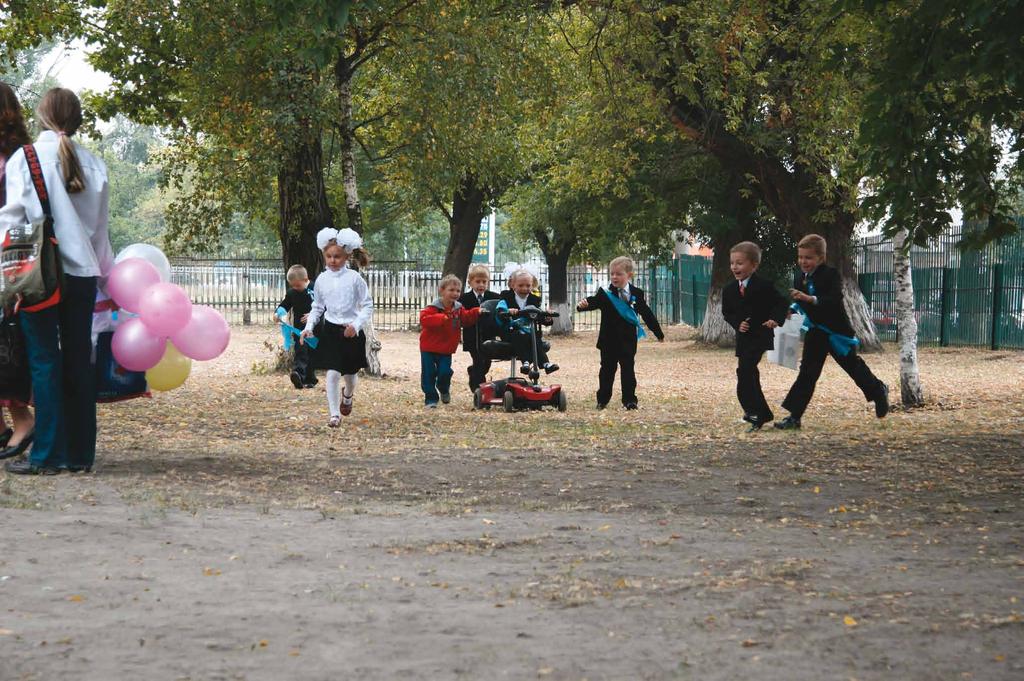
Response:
[1,326,1022,681]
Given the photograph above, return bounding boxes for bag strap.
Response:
[21,145,52,219]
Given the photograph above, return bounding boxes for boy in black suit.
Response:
[276,264,317,389]
[499,268,558,374]
[459,264,501,391]
[775,234,889,429]
[576,256,664,410]
[721,242,789,431]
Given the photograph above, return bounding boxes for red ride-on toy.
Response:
[473,302,567,412]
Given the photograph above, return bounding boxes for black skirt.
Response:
[312,320,368,374]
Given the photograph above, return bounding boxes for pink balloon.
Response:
[112,317,168,371]
[171,305,231,361]
[138,282,193,337]
[106,258,162,313]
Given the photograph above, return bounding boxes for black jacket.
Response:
[277,285,314,327]
[458,289,501,352]
[791,264,855,337]
[721,273,789,356]
[577,284,664,353]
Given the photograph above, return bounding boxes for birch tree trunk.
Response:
[893,228,924,407]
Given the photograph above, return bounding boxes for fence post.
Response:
[242,263,252,326]
[939,267,951,347]
[991,264,1003,350]
[650,263,657,316]
[671,259,681,324]
[691,274,698,327]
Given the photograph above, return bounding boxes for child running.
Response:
[775,234,889,429]
[301,228,373,427]
[420,274,484,407]
[720,242,788,431]
[277,264,317,389]
[576,256,664,410]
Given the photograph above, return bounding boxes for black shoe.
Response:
[4,459,60,475]
[0,432,34,460]
[596,402,607,410]
[543,363,559,374]
[773,416,801,430]
[746,415,770,432]
[624,402,638,410]
[874,383,890,418]
[67,465,93,473]
[290,371,303,389]
[0,428,12,449]
[741,413,754,424]
[520,363,531,375]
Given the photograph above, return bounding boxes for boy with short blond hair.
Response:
[775,233,889,429]
[576,256,664,410]
[458,264,501,391]
[721,241,789,431]
[277,264,317,389]
[420,274,484,407]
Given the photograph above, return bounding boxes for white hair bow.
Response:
[316,227,363,252]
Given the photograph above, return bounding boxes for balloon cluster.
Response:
[106,244,230,391]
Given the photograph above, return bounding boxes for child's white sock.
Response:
[342,373,358,402]
[326,370,342,417]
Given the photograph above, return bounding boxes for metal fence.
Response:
[171,258,285,325]
[856,220,1024,349]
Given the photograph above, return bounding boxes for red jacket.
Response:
[419,299,482,354]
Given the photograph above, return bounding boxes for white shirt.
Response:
[0,131,114,278]
[304,265,373,333]
[514,293,530,308]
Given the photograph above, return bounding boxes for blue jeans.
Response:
[420,351,453,404]
[19,275,97,468]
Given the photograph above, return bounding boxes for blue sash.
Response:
[495,299,532,335]
[277,307,319,350]
[603,288,646,339]
[791,279,859,356]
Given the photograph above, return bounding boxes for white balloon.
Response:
[114,243,172,282]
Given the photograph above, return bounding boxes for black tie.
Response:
[477,293,483,304]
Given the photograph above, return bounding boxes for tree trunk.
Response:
[335,51,381,375]
[540,238,573,335]
[697,184,752,346]
[893,228,924,407]
[443,176,488,280]
[335,53,363,234]
[277,128,332,277]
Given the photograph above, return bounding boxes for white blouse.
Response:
[0,130,114,278]
[304,265,373,333]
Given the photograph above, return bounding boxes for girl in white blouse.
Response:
[301,228,373,427]
[1,88,114,474]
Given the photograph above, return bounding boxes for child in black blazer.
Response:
[576,256,664,410]
[721,242,789,430]
[775,234,889,429]
[499,268,558,373]
[458,264,501,391]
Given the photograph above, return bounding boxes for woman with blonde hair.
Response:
[0,87,114,474]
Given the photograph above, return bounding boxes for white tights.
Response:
[326,370,359,417]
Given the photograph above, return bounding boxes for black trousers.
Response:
[508,329,549,367]
[466,349,491,391]
[597,348,637,406]
[782,328,883,419]
[736,345,773,421]
[293,342,317,385]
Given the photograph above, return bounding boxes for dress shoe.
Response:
[746,414,772,432]
[0,428,12,448]
[874,383,890,418]
[773,415,802,430]
[543,363,559,374]
[741,413,754,424]
[624,402,638,410]
[0,432,33,460]
[5,459,60,475]
[520,363,531,375]
[290,371,303,389]
[66,465,93,473]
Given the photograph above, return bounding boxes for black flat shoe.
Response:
[543,363,559,374]
[290,371,303,389]
[773,416,801,430]
[66,465,93,473]
[0,432,33,460]
[874,383,890,418]
[624,402,638,410]
[5,459,60,475]
[0,428,12,448]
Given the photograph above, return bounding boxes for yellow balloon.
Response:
[145,342,192,391]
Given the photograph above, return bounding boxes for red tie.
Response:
[739,282,746,297]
